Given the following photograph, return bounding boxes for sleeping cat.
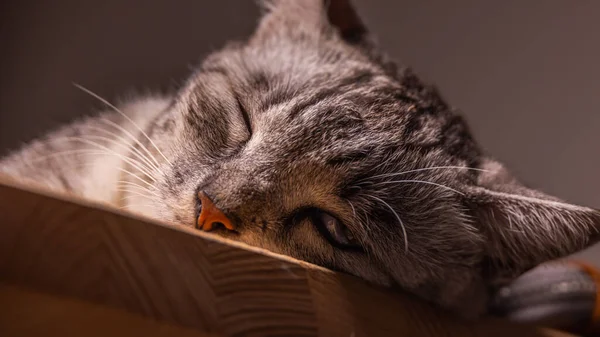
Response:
[1,0,598,318]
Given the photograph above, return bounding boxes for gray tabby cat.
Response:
[1,0,598,318]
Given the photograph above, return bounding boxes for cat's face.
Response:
[141,0,599,317]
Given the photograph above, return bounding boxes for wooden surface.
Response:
[0,177,575,337]
[0,283,215,337]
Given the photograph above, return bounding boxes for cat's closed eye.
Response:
[235,95,252,135]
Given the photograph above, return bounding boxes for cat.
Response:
[1,0,598,319]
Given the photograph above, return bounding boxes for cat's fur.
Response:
[1,0,598,318]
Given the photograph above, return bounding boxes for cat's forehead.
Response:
[197,42,393,122]
[191,38,480,168]
[202,37,380,88]
[203,41,397,121]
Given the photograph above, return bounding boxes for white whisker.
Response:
[78,162,158,196]
[373,179,464,196]
[368,166,490,181]
[347,200,357,220]
[96,117,163,169]
[367,195,408,252]
[87,124,161,172]
[38,148,157,190]
[55,136,157,182]
[116,182,159,196]
[118,190,157,202]
[29,149,106,164]
[116,188,159,199]
[118,203,155,210]
[73,83,173,167]
[116,183,160,198]
[29,148,153,186]
[79,134,158,175]
[116,180,157,191]
[113,167,154,188]
[346,198,371,239]
[31,149,158,200]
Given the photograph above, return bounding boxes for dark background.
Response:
[1,0,598,262]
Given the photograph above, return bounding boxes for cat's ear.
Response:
[253,0,370,46]
[324,0,369,44]
[465,159,600,283]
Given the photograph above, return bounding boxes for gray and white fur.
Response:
[1,0,598,318]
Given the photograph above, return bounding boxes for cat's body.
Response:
[1,96,170,211]
[1,0,598,318]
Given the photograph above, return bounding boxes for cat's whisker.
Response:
[115,182,160,198]
[77,134,159,176]
[55,136,157,183]
[369,157,392,175]
[106,165,153,188]
[116,184,159,198]
[28,149,107,164]
[347,199,372,240]
[118,203,155,210]
[368,166,490,181]
[118,192,157,211]
[116,180,158,192]
[366,195,408,253]
[67,159,155,189]
[347,200,357,220]
[73,83,173,167]
[373,179,465,196]
[87,123,161,172]
[115,187,160,198]
[29,148,154,187]
[118,191,157,202]
[96,117,164,170]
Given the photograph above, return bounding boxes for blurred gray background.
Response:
[1,1,598,261]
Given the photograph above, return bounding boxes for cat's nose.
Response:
[196,191,236,231]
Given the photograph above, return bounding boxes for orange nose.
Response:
[196,192,235,231]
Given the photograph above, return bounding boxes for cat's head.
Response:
[143,0,600,317]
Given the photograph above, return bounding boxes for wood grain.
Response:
[0,176,576,337]
[0,282,216,337]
